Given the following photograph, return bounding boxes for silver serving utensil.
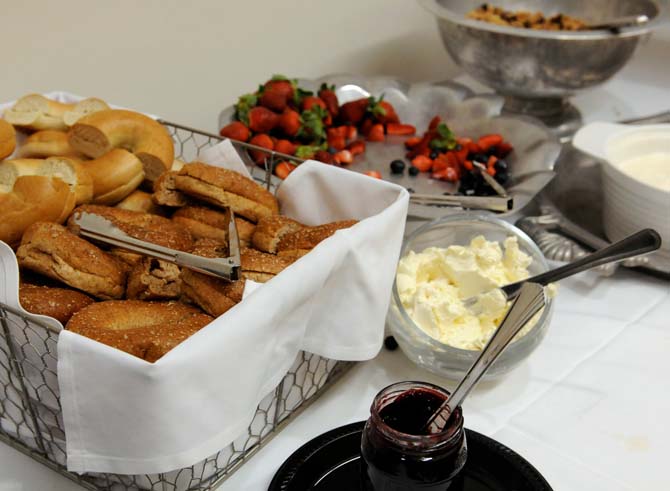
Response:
[72,211,241,281]
[424,282,546,432]
[471,161,508,197]
[409,193,513,212]
[463,228,661,309]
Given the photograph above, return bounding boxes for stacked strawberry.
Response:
[403,116,513,195]
[219,75,415,179]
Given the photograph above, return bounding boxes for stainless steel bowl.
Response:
[421,0,666,121]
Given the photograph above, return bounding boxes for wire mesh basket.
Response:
[0,120,354,490]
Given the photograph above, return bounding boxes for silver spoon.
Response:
[587,14,649,31]
[424,282,546,431]
[463,228,661,309]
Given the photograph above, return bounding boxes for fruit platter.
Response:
[218,75,562,218]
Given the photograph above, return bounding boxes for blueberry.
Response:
[473,153,488,163]
[390,159,406,174]
[486,146,498,156]
[496,171,509,185]
[384,336,399,351]
[494,159,508,171]
[430,150,439,160]
[328,147,338,154]
[409,165,420,176]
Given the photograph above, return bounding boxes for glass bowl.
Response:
[387,213,554,381]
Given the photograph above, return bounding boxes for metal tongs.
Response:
[72,211,241,281]
[409,193,513,212]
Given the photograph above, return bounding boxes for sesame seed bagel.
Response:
[19,283,94,324]
[66,300,213,362]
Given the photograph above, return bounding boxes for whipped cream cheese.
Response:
[397,235,548,350]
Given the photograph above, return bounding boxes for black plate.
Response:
[269,421,552,491]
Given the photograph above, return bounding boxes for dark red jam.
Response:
[360,382,467,490]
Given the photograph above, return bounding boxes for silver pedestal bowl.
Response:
[420,0,667,135]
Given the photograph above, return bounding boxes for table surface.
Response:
[1,16,670,491]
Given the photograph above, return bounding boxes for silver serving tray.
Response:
[218,75,561,219]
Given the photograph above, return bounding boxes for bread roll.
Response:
[0,157,93,204]
[16,222,127,299]
[0,176,76,247]
[0,118,16,159]
[19,283,94,324]
[17,130,83,158]
[175,163,279,222]
[82,148,145,205]
[69,109,174,182]
[66,300,213,362]
[3,94,72,131]
[69,204,193,252]
[63,97,110,127]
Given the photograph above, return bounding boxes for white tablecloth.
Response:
[1,268,668,490]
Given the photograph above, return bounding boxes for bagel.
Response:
[68,109,174,182]
[0,176,76,247]
[152,170,189,207]
[69,204,193,252]
[3,94,72,131]
[277,220,358,253]
[115,190,165,215]
[16,222,127,299]
[0,118,16,159]
[181,270,245,317]
[82,148,145,205]
[1,157,94,204]
[62,97,110,127]
[17,130,83,158]
[66,300,213,362]
[251,215,304,253]
[174,163,279,223]
[19,283,94,324]
[172,206,256,247]
[126,257,182,301]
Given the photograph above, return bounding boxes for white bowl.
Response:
[572,123,670,267]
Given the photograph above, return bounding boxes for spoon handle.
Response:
[502,228,661,300]
[425,283,546,431]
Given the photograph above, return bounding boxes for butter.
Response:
[397,235,550,350]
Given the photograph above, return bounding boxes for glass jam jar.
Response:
[360,381,467,490]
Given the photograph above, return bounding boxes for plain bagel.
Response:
[17,130,83,158]
[0,118,16,159]
[3,94,72,131]
[68,109,174,182]
[81,148,145,205]
[0,176,76,247]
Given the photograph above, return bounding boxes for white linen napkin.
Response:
[52,155,408,474]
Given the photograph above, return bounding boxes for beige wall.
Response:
[1,0,455,132]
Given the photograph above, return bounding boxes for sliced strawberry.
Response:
[345,125,358,140]
[477,134,504,152]
[367,124,385,142]
[404,136,422,149]
[275,139,297,156]
[248,107,279,133]
[274,161,297,179]
[339,98,369,125]
[249,134,274,164]
[428,116,441,130]
[301,96,327,112]
[318,83,340,118]
[327,134,346,151]
[359,118,374,137]
[496,141,514,157]
[277,108,301,138]
[333,150,353,165]
[411,155,433,172]
[219,121,250,142]
[386,123,416,136]
[346,140,366,156]
[314,150,334,164]
[364,170,382,179]
[463,160,474,171]
[376,100,400,124]
[327,126,348,139]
